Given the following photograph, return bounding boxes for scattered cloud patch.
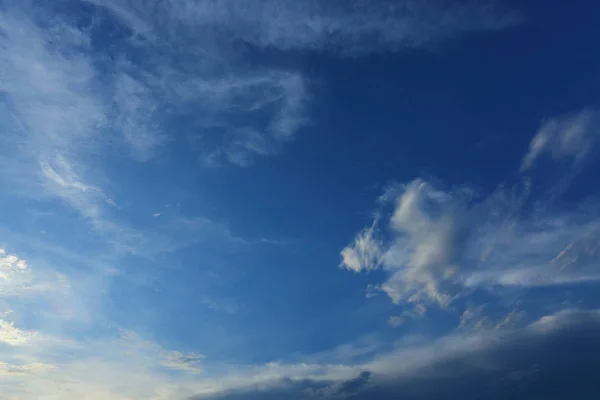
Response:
[0,248,69,299]
[340,223,383,273]
[521,109,599,171]
[388,316,405,327]
[457,307,526,332]
[0,361,55,376]
[0,318,35,346]
[458,305,491,331]
[388,304,427,327]
[39,155,113,222]
[159,351,205,374]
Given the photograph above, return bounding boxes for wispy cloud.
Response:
[89,0,521,56]
[340,222,384,273]
[342,111,600,310]
[0,361,55,376]
[0,0,522,254]
[114,72,164,161]
[79,0,519,166]
[343,178,600,308]
[521,109,599,171]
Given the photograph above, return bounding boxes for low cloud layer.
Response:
[193,309,600,400]
[2,302,600,399]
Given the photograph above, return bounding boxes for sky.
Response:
[1,0,600,398]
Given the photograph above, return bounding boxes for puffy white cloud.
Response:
[341,180,477,307]
[521,109,599,171]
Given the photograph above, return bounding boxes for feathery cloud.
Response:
[88,0,521,56]
[341,178,600,308]
[521,109,599,171]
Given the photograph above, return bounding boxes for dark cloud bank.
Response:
[193,310,600,400]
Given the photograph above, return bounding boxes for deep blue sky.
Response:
[1,0,600,398]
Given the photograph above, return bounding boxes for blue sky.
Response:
[1,0,600,398]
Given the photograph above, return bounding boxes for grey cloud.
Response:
[192,309,600,400]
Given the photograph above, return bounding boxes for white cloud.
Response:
[0,0,522,261]
[521,109,599,171]
[495,309,526,329]
[39,155,113,222]
[0,246,105,327]
[0,6,106,156]
[185,71,309,167]
[88,0,520,56]
[159,351,205,373]
[458,305,491,331]
[199,308,600,398]
[388,316,405,327]
[529,308,600,332]
[341,108,600,308]
[457,306,525,332]
[0,248,69,299]
[0,3,134,244]
[388,304,427,327]
[0,318,35,346]
[341,222,383,273]
[0,325,211,399]
[75,0,519,167]
[114,72,164,161]
[0,361,55,376]
[341,180,475,307]
[341,176,600,309]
